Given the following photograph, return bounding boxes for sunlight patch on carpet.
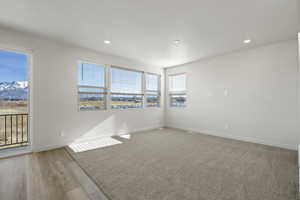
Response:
[119,134,131,139]
[69,137,122,153]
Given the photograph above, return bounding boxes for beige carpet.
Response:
[68,128,298,200]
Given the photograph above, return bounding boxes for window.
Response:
[77,63,161,110]
[145,73,160,107]
[78,62,106,110]
[169,73,186,107]
[110,66,143,109]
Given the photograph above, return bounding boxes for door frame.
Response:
[0,44,34,158]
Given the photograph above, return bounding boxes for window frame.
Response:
[110,65,144,109]
[77,60,107,111]
[168,73,187,108]
[145,72,161,108]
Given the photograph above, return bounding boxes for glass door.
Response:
[0,49,30,150]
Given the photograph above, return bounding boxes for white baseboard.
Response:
[166,125,297,150]
[33,143,67,153]
[6,124,296,154]
[0,146,32,159]
[33,124,164,152]
[72,124,164,143]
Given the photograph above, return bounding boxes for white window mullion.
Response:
[142,72,146,108]
[158,74,161,107]
[106,64,111,110]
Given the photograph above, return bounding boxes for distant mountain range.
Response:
[0,81,28,100]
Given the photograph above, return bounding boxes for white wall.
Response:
[0,27,164,151]
[298,32,300,191]
[165,40,299,150]
[0,26,297,152]
[298,33,300,155]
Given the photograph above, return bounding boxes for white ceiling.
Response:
[0,0,298,67]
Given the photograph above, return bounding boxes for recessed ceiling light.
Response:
[243,39,251,44]
[173,40,180,45]
[104,40,111,44]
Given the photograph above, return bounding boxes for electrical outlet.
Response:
[224,124,229,130]
[224,89,229,96]
[59,131,65,137]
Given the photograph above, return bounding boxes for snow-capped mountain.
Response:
[0,81,28,90]
[0,81,28,100]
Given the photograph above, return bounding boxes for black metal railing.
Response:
[0,114,29,149]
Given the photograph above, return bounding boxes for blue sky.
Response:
[0,49,28,82]
[78,62,105,87]
[146,74,158,91]
[110,67,142,93]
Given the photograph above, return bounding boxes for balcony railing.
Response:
[0,114,29,150]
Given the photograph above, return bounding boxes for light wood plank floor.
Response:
[0,148,108,200]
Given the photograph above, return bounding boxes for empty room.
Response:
[0,0,299,200]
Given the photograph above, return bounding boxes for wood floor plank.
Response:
[67,161,108,200]
[0,148,108,200]
[0,155,27,200]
